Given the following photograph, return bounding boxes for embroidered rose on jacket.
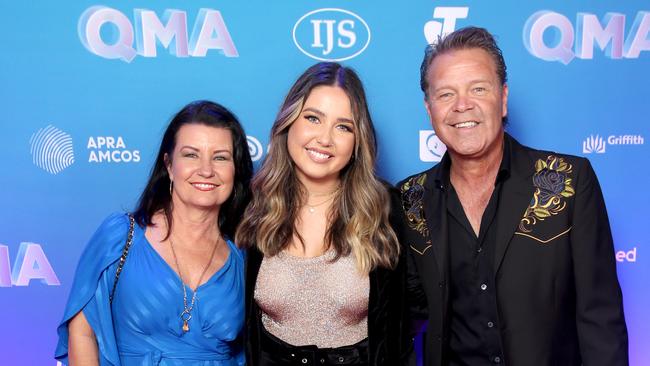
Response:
[519,156,575,232]
[401,174,429,237]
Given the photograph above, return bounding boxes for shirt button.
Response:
[477,247,483,253]
[494,356,502,363]
[480,283,488,290]
[338,356,345,362]
[302,358,308,364]
[320,358,325,364]
[487,321,494,328]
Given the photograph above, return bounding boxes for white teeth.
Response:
[193,183,217,189]
[307,149,331,160]
[454,121,478,128]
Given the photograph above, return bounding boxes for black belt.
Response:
[260,328,369,365]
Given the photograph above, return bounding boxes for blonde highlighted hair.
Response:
[236,62,399,273]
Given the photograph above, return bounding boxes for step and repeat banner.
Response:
[0,1,648,365]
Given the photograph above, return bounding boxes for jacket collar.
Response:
[422,132,536,275]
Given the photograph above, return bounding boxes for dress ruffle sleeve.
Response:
[55,212,131,366]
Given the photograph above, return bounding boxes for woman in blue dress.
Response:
[55,100,253,366]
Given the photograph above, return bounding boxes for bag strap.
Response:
[109,214,135,305]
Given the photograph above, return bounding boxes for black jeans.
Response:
[259,328,369,365]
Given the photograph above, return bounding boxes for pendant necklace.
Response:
[169,235,220,332]
[305,195,335,213]
[304,186,340,213]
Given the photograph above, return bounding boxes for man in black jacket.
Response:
[397,27,628,366]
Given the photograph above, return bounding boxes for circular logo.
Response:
[30,125,75,174]
[426,133,446,158]
[247,135,264,162]
[292,8,371,61]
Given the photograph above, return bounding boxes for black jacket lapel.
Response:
[419,165,449,283]
[493,137,536,274]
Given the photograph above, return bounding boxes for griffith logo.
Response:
[293,8,371,61]
[420,130,447,162]
[582,135,606,154]
[30,125,75,174]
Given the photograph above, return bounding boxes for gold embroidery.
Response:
[514,226,572,244]
[401,174,429,237]
[519,155,575,232]
[409,244,433,255]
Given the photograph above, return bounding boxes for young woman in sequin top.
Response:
[237,62,408,365]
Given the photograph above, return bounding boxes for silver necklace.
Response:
[169,235,220,332]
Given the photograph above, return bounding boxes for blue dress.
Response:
[55,213,245,366]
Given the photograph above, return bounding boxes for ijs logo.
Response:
[0,243,60,287]
[582,135,606,154]
[246,135,265,162]
[524,10,650,64]
[419,130,447,162]
[424,7,469,44]
[293,8,370,61]
[30,125,75,174]
[582,134,644,154]
[78,6,238,62]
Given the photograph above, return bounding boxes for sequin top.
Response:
[254,249,370,348]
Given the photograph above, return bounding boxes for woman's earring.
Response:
[169,180,173,196]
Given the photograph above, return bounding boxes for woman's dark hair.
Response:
[133,100,253,240]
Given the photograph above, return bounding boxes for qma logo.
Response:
[0,243,60,287]
[293,8,370,61]
[424,7,469,44]
[246,135,267,162]
[524,10,650,64]
[420,130,447,162]
[78,6,238,62]
[30,125,75,174]
[582,134,644,154]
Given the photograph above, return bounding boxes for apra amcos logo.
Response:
[420,130,447,162]
[30,125,141,172]
[293,8,370,61]
[424,7,469,44]
[30,125,75,174]
[78,6,238,62]
[87,136,141,163]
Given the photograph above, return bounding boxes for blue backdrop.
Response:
[0,1,648,365]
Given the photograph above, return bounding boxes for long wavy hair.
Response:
[236,62,399,273]
[133,100,253,240]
